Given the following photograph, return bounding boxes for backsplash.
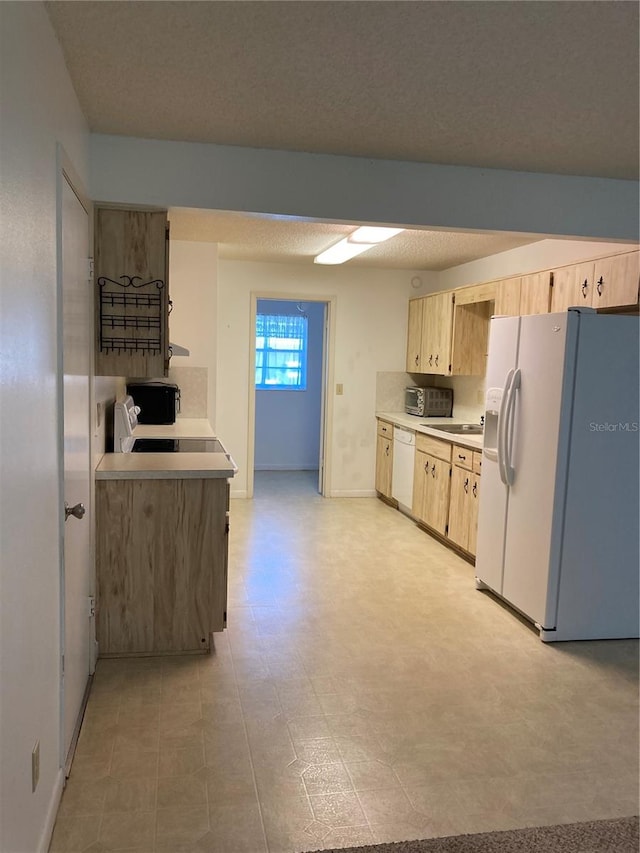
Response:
[168,366,208,418]
[376,371,485,423]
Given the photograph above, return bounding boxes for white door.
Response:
[61,173,92,770]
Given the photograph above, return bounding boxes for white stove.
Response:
[113,396,228,455]
[113,395,140,452]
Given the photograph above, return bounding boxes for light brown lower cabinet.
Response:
[96,477,229,656]
[412,441,451,537]
[375,420,394,498]
[447,447,482,555]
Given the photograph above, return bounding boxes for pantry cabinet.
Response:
[551,251,640,313]
[447,446,482,555]
[375,420,394,499]
[95,206,170,377]
[412,435,451,536]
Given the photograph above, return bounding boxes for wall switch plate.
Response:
[336,383,344,396]
[32,740,40,792]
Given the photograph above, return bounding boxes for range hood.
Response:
[169,342,190,357]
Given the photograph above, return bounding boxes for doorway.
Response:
[247,293,335,499]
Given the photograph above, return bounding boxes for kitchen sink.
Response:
[425,423,484,435]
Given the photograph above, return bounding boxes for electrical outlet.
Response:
[32,741,40,793]
[336,383,344,396]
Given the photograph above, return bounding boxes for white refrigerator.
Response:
[475,308,639,642]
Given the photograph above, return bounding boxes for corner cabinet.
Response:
[375,419,394,499]
[95,207,171,377]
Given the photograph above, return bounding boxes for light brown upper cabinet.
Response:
[450,300,493,376]
[494,273,551,317]
[406,293,454,375]
[592,252,640,309]
[494,278,522,316]
[519,272,552,315]
[420,292,455,375]
[551,251,639,313]
[406,298,424,372]
[95,207,170,377]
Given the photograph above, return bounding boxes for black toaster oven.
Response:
[126,381,181,424]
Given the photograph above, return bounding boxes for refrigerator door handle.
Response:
[497,369,515,485]
[503,368,521,486]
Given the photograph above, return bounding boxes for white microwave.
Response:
[404,386,453,417]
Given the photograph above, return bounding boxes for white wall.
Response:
[255,299,325,471]
[216,261,417,496]
[166,240,218,423]
[0,4,90,852]
[89,135,640,242]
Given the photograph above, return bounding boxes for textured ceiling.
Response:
[168,208,541,270]
[45,0,638,268]
[46,0,639,180]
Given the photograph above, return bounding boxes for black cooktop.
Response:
[132,438,223,453]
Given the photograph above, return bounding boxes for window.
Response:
[255,313,308,390]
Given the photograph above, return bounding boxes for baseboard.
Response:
[230,489,248,499]
[38,768,65,853]
[254,465,319,471]
[329,489,377,498]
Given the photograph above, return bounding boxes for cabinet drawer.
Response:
[452,444,473,470]
[377,419,394,439]
[472,452,482,475]
[416,433,451,462]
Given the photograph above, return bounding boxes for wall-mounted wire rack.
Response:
[98,275,166,355]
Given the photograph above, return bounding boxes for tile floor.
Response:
[50,471,639,852]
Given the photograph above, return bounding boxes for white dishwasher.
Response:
[391,427,415,514]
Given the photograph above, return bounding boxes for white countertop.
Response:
[96,452,237,480]
[96,418,238,479]
[376,411,484,451]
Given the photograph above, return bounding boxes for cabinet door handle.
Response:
[431,464,436,477]
[385,445,390,456]
[581,279,589,298]
[429,354,433,366]
[463,477,469,493]
[472,481,478,497]
[596,276,604,297]
[415,354,419,366]
[435,354,439,366]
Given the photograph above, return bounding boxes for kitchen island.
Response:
[95,426,237,657]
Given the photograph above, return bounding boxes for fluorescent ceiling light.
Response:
[314,239,371,265]
[348,226,404,244]
[314,226,404,265]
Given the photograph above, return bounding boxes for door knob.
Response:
[65,502,86,521]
